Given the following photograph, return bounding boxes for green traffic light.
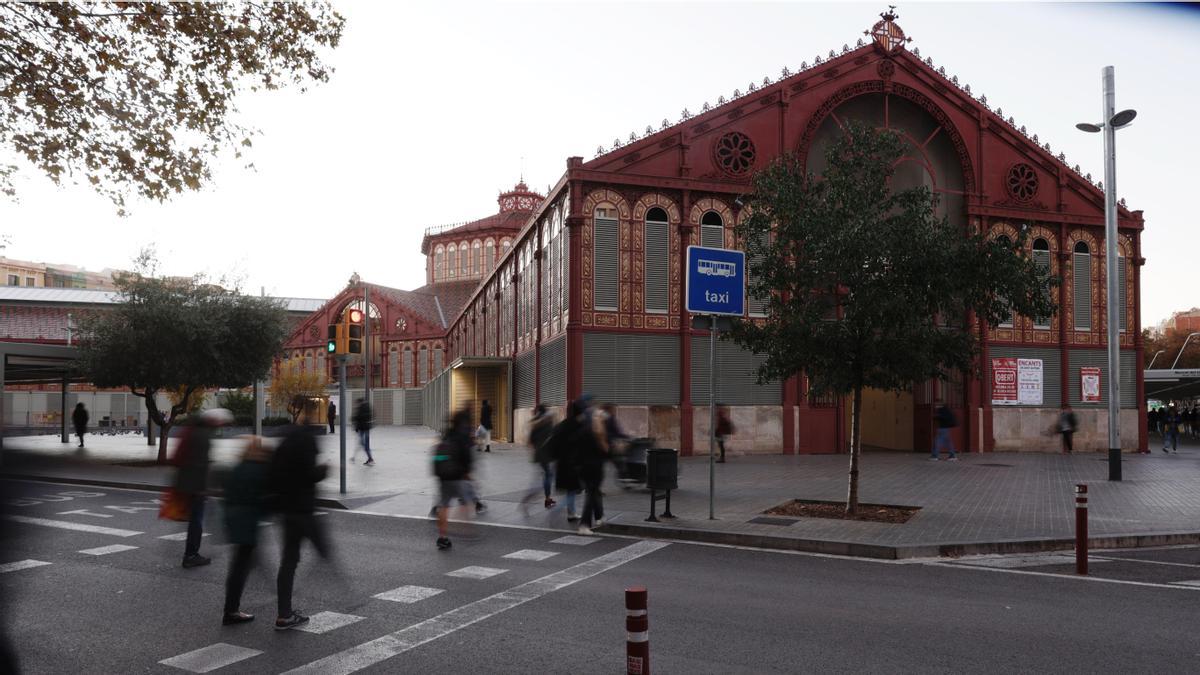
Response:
[327,340,336,353]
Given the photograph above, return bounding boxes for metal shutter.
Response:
[418,347,428,385]
[1073,252,1091,330]
[540,336,567,404]
[645,220,669,313]
[701,224,723,248]
[594,218,619,310]
[690,336,782,404]
[373,390,394,425]
[389,350,399,386]
[582,332,679,405]
[402,350,412,388]
[1067,349,1138,408]
[434,348,443,374]
[987,346,1061,407]
[514,349,535,408]
[404,389,423,425]
[1118,256,1127,333]
[542,229,551,321]
[1033,249,1051,329]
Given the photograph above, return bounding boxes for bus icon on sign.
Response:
[697,259,737,278]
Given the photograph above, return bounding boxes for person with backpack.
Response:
[221,435,272,626]
[931,400,958,461]
[434,409,475,550]
[1058,404,1079,454]
[71,402,89,449]
[521,404,557,512]
[352,398,374,466]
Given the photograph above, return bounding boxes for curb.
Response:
[600,521,1200,560]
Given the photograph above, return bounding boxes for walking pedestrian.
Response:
[271,402,331,630]
[576,396,609,534]
[352,398,374,465]
[715,406,734,464]
[1163,403,1180,453]
[1058,404,1078,454]
[521,404,557,512]
[478,399,493,452]
[549,405,583,523]
[931,400,958,461]
[174,408,234,568]
[327,399,336,434]
[72,402,89,449]
[221,435,272,626]
[601,403,629,479]
[1148,407,1159,438]
[433,409,475,550]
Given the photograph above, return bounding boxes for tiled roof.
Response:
[0,286,324,314]
[363,280,480,329]
[421,210,529,254]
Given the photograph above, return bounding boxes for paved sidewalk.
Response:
[4,427,1199,558]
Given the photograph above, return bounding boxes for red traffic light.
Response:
[347,308,364,324]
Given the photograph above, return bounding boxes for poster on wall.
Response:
[993,357,1043,405]
[1081,366,1102,403]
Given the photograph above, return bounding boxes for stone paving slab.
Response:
[4,426,1200,558]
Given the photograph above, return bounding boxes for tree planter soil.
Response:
[766,499,920,524]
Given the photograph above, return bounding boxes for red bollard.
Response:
[626,586,649,675]
[1075,483,1088,576]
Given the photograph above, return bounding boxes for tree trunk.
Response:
[157,422,172,463]
[845,384,863,516]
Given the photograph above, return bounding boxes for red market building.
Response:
[288,12,1146,454]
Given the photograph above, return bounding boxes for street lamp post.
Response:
[1077,65,1136,482]
[1170,333,1200,370]
[1146,349,1165,370]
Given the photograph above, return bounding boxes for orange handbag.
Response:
[158,489,191,522]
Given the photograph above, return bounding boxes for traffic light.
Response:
[327,324,339,354]
[346,309,364,354]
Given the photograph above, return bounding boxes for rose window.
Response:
[714,132,756,177]
[1006,163,1038,202]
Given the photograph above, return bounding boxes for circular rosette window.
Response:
[714,131,756,177]
[1006,163,1039,202]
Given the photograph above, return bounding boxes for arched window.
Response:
[1117,254,1127,333]
[484,239,495,272]
[1073,241,1091,330]
[472,240,482,275]
[996,235,1014,327]
[388,348,398,386]
[701,211,724,248]
[501,238,512,259]
[644,207,669,313]
[402,347,412,387]
[594,206,619,311]
[434,245,445,281]
[418,345,428,384]
[433,347,443,373]
[460,242,470,276]
[447,244,457,278]
[1033,238,1051,329]
[541,222,551,322]
[552,212,563,318]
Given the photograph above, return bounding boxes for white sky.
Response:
[1,1,1196,327]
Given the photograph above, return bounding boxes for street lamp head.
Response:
[1110,109,1137,128]
[1076,122,1102,133]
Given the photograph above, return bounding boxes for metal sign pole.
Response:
[709,314,716,520]
[338,355,348,495]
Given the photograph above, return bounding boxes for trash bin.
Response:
[646,448,678,491]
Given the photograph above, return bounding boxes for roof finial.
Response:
[519,156,524,184]
[869,5,911,52]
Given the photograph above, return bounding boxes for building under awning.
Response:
[427,356,511,442]
[0,343,84,448]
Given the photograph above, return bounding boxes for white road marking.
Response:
[158,532,211,541]
[296,611,365,634]
[159,643,263,673]
[1092,555,1200,569]
[57,509,113,518]
[0,559,51,574]
[2,514,141,537]
[79,544,139,556]
[951,554,1106,569]
[285,540,670,675]
[550,535,601,546]
[923,560,1200,592]
[503,549,559,561]
[373,585,444,604]
[1170,580,1200,587]
[445,566,508,580]
[104,505,159,514]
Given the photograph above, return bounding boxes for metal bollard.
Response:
[1075,483,1088,575]
[626,586,649,675]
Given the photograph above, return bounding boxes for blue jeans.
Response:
[1164,430,1178,451]
[185,495,206,557]
[540,462,554,498]
[564,490,578,515]
[357,430,373,461]
[932,428,956,459]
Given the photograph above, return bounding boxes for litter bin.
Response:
[646,448,678,491]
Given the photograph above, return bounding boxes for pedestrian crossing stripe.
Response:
[373,585,444,603]
[159,643,262,673]
[550,535,600,546]
[0,559,51,574]
[445,566,508,580]
[296,612,365,634]
[79,544,139,556]
[503,549,559,561]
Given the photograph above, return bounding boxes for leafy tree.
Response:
[76,265,287,462]
[218,389,256,422]
[1144,325,1200,370]
[268,358,329,423]
[733,122,1055,514]
[0,2,344,212]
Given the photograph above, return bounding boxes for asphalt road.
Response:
[3,478,1200,674]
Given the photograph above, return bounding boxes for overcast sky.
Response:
[1,1,1195,327]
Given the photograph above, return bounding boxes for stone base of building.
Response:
[991,407,1140,452]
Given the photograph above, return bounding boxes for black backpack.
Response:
[431,440,461,480]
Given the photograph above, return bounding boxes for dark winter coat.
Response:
[222,459,270,546]
[71,406,88,434]
[576,411,608,485]
[353,402,372,432]
[1059,411,1078,434]
[936,405,957,429]
[480,403,493,431]
[438,426,475,482]
[327,401,337,423]
[715,413,733,437]
[271,425,327,515]
[529,413,555,465]
[173,425,213,495]
[550,417,582,492]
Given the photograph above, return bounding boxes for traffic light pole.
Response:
[338,354,348,495]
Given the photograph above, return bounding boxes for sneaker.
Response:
[485,446,491,453]
[222,611,254,626]
[436,537,452,550]
[1163,447,1169,453]
[948,457,959,462]
[577,525,594,535]
[544,497,556,509]
[364,459,375,466]
[594,518,605,527]
[275,612,309,631]
[567,513,579,523]
[182,554,211,569]
[929,457,940,462]
[475,502,487,514]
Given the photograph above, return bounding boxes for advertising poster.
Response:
[1081,366,1102,403]
[991,357,1017,405]
[1017,358,1043,405]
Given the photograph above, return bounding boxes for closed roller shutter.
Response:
[433,348,444,375]
[690,336,781,405]
[402,350,412,388]
[373,390,394,425]
[583,332,679,405]
[1073,251,1090,330]
[987,346,1061,407]
[1033,249,1052,329]
[1118,256,1127,333]
[404,390,423,425]
[514,349,536,408]
[701,224,723,248]
[594,217,619,310]
[540,336,567,405]
[1067,349,1138,408]
[645,220,669,313]
[389,350,399,387]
